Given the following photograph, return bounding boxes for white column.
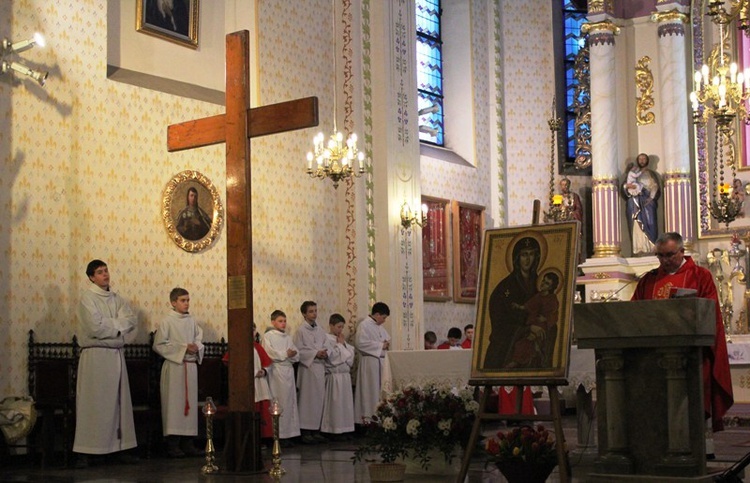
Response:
[653,8,694,247]
[585,19,621,257]
[367,0,424,351]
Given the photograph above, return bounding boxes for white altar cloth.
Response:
[380,349,472,395]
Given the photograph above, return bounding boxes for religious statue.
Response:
[560,177,585,263]
[622,153,660,256]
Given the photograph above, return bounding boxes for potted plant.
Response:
[484,424,560,483]
[353,383,479,478]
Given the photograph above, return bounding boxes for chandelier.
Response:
[306,1,366,189]
[690,0,748,227]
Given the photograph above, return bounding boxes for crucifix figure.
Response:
[167,30,318,472]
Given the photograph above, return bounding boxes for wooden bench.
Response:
[26,330,78,468]
[20,330,229,464]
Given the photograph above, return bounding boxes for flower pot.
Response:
[368,462,406,482]
[496,459,556,483]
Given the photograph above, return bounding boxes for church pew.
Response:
[22,331,228,464]
[26,329,78,468]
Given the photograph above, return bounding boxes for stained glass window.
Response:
[561,0,588,166]
[416,0,444,146]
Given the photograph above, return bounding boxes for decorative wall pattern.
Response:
[0,0,345,397]
[1,1,227,397]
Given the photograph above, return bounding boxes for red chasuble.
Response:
[632,256,734,431]
[222,343,274,438]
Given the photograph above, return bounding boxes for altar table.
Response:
[380,349,472,395]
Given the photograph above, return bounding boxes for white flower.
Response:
[382,417,397,431]
[465,400,480,413]
[406,419,421,437]
[438,419,452,432]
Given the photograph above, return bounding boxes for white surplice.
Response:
[293,321,330,430]
[73,284,138,455]
[152,310,204,436]
[254,345,272,403]
[353,316,390,424]
[321,333,355,434]
[262,329,301,439]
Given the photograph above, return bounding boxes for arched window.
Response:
[555,0,590,174]
[416,0,444,146]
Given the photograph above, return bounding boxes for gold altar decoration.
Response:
[572,40,591,171]
[635,56,655,126]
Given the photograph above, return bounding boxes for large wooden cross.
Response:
[167,30,318,472]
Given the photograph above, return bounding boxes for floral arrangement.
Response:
[484,424,558,466]
[353,383,479,468]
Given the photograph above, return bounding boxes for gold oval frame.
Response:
[162,170,223,252]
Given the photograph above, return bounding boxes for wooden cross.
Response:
[167,30,318,472]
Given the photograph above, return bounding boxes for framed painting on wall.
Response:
[452,200,485,303]
[470,222,579,383]
[422,196,451,301]
[162,170,223,252]
[136,0,200,49]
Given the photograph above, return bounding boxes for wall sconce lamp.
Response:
[3,33,45,54]
[1,32,49,87]
[1,61,48,86]
[400,201,428,230]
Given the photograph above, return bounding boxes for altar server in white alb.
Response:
[153,287,204,458]
[73,259,138,466]
[263,309,301,446]
[321,313,355,438]
[354,302,391,425]
[294,301,331,444]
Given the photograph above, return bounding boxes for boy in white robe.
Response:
[73,260,139,468]
[152,287,204,458]
[262,310,301,446]
[293,301,330,444]
[321,313,355,439]
[353,302,391,425]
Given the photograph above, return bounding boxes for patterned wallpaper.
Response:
[421,0,556,341]
[502,0,556,227]
[0,0,342,397]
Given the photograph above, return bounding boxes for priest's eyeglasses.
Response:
[655,250,680,258]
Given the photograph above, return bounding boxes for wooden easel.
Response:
[456,201,571,483]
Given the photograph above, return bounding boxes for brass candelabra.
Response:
[269,398,285,478]
[201,397,218,474]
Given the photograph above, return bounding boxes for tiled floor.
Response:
[2,410,750,482]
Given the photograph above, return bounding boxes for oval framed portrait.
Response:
[162,170,224,252]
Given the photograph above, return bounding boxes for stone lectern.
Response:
[574,298,716,482]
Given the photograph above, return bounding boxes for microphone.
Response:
[600,271,650,302]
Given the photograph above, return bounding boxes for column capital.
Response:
[582,20,620,46]
[651,8,690,24]
[581,19,620,36]
[588,0,615,17]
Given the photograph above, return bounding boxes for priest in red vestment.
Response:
[632,232,733,431]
